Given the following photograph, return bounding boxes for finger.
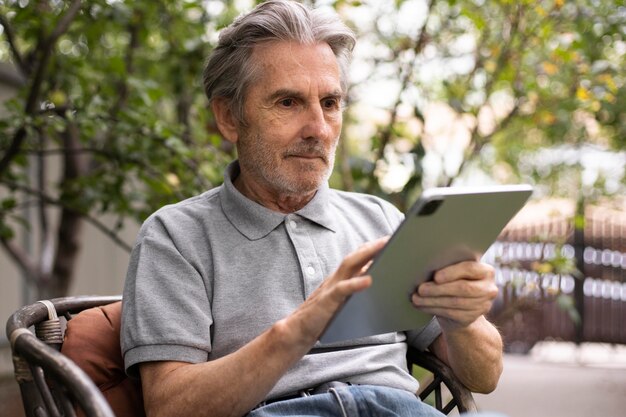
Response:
[300,274,373,318]
[432,261,495,284]
[418,279,498,299]
[312,275,373,310]
[333,275,373,298]
[333,237,388,281]
[412,294,495,312]
[360,260,374,275]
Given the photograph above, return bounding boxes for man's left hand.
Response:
[411,260,498,329]
[415,260,503,393]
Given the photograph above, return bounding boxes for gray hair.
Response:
[203,0,356,126]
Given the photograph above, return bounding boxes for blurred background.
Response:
[1,0,624,416]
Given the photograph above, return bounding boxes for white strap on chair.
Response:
[9,328,32,348]
[9,300,60,348]
[35,300,63,344]
[37,300,59,320]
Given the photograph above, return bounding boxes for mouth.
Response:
[283,141,330,164]
[288,154,323,159]
[285,153,327,163]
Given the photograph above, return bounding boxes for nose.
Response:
[300,103,332,140]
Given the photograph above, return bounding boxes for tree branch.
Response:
[0,127,27,179]
[1,180,133,253]
[0,0,83,177]
[48,122,85,296]
[35,128,50,243]
[446,3,528,186]
[27,0,82,116]
[17,138,213,199]
[365,0,436,194]
[0,14,29,75]
[448,101,521,187]
[48,0,83,44]
[375,0,435,163]
[0,237,39,285]
[109,12,141,118]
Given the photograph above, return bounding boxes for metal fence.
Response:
[485,205,626,352]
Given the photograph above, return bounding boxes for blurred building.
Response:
[488,198,626,351]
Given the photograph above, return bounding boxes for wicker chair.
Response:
[6,296,477,417]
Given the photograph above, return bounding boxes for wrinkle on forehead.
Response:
[250,41,341,96]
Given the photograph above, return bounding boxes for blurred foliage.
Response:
[0,0,624,296]
[0,0,233,296]
[1,0,229,224]
[333,0,625,207]
[516,240,581,323]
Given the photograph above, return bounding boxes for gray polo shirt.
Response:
[121,161,441,400]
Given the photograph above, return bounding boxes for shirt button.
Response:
[306,266,315,276]
[289,220,297,230]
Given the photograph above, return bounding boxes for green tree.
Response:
[1,0,624,299]
[334,0,625,207]
[0,0,233,298]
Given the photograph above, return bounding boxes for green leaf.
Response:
[0,222,14,240]
[556,294,581,325]
[1,198,17,211]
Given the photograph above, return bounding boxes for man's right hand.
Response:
[140,237,387,417]
[276,237,388,349]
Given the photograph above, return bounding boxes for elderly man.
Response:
[121,1,503,416]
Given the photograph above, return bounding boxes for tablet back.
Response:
[320,184,533,344]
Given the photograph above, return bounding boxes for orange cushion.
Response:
[62,301,145,417]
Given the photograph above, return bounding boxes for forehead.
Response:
[248,41,342,97]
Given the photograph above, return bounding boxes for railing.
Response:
[485,206,626,351]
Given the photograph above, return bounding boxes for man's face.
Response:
[235,41,343,196]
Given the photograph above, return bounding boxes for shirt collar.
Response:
[219,161,337,240]
[296,182,337,232]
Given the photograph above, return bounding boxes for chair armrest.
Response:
[11,330,116,417]
[407,347,477,414]
[6,296,121,417]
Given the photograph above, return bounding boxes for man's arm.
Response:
[139,238,387,417]
[412,260,503,393]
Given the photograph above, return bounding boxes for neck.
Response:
[233,171,316,213]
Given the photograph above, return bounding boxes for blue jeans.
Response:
[247,385,446,417]
[247,384,509,417]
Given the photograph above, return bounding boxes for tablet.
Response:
[320,184,533,343]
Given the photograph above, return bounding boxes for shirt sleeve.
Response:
[121,215,213,377]
[405,317,442,351]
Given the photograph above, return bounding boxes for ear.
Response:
[211,97,239,143]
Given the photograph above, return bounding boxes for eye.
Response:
[278,98,295,108]
[322,97,340,110]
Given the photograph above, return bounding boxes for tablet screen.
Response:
[320,184,533,344]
